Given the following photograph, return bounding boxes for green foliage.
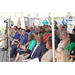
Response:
[0,26,5,38]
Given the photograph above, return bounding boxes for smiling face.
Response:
[55,49,61,60]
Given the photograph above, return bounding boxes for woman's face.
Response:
[55,49,61,59]
[62,33,66,40]
[46,42,51,49]
[72,30,75,35]
[67,35,70,42]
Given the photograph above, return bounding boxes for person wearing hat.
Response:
[43,28,51,44]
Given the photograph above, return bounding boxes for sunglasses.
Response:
[55,50,60,53]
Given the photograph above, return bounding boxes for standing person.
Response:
[33,17,39,27]
[62,17,68,26]
[38,18,43,26]
[42,18,48,26]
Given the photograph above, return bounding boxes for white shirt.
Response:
[34,20,39,26]
[31,43,40,58]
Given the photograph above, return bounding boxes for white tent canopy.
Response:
[50,12,75,17]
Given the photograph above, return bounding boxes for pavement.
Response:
[0,40,15,62]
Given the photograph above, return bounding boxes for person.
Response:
[57,31,68,50]
[55,48,69,62]
[49,29,60,45]
[43,28,51,44]
[65,34,75,53]
[37,26,42,34]
[25,26,30,33]
[38,18,43,26]
[62,17,68,26]
[41,38,57,62]
[10,29,28,58]
[72,29,75,35]
[33,17,39,26]
[41,28,46,36]
[15,34,36,62]
[28,27,35,35]
[35,27,39,35]
[67,24,74,33]
[16,34,48,62]
[42,18,48,26]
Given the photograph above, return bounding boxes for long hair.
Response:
[60,48,69,62]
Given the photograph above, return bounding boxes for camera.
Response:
[4,19,8,23]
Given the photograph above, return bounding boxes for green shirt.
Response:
[65,42,75,52]
[41,33,46,36]
[42,20,48,25]
[29,39,36,50]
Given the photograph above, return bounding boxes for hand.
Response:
[17,44,20,48]
[21,45,27,51]
[23,53,28,56]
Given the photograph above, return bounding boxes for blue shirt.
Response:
[20,34,29,45]
[14,32,20,39]
[29,30,35,35]
[62,19,68,26]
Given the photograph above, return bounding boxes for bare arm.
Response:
[63,40,68,48]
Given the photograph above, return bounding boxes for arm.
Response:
[63,40,68,48]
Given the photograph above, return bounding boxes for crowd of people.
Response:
[0,17,75,62]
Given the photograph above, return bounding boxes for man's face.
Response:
[28,35,32,41]
[37,34,42,43]
[25,27,28,30]
[22,30,26,36]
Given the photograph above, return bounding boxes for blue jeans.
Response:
[10,45,17,58]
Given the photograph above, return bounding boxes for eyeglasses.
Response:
[55,50,60,53]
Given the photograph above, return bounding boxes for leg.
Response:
[15,53,20,62]
[10,45,17,58]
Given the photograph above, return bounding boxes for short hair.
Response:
[22,29,26,32]
[47,38,57,50]
[25,26,28,28]
[55,27,58,30]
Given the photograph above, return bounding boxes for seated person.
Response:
[65,33,75,53]
[41,38,57,62]
[28,27,35,35]
[55,48,69,62]
[10,29,28,58]
[57,31,68,50]
[43,28,51,44]
[25,26,30,33]
[49,29,60,45]
[41,28,46,36]
[15,34,36,62]
[15,34,47,62]
[11,28,21,45]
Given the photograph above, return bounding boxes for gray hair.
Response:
[62,31,68,37]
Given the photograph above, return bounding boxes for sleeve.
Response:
[65,44,69,52]
[38,45,47,61]
[29,41,36,50]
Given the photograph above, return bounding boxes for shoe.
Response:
[1,48,8,51]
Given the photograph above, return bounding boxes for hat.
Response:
[45,28,50,32]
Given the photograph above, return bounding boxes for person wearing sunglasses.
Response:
[65,33,75,53]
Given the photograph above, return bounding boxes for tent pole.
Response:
[52,17,55,62]
[8,17,10,62]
